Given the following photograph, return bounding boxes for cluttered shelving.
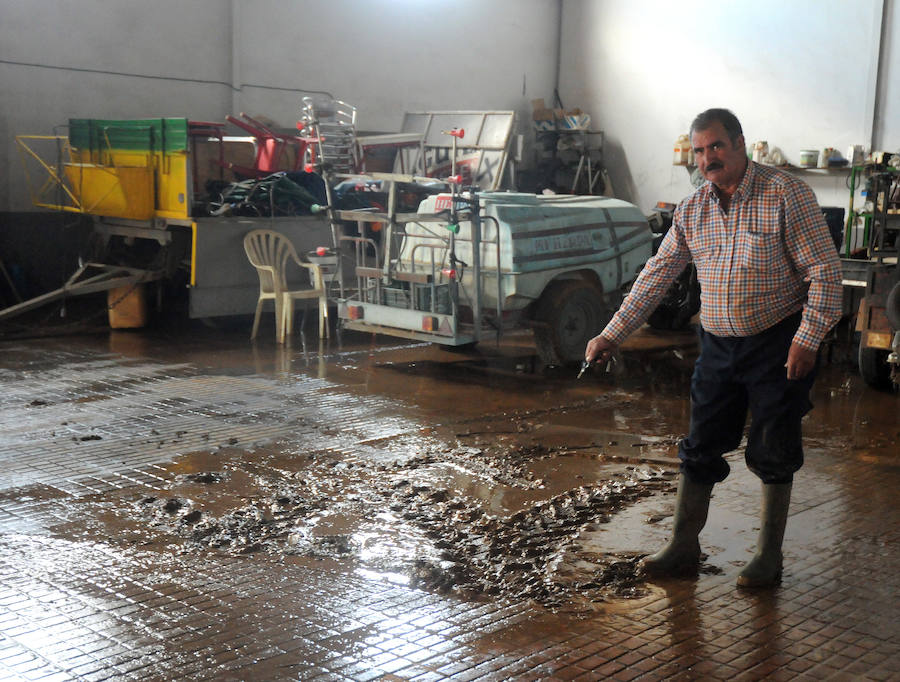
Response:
[529,98,609,196]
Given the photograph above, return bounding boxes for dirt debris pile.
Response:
[133,443,676,609]
[400,468,673,606]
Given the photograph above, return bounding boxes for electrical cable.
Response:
[0,58,334,97]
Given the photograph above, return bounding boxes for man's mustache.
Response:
[705,162,724,171]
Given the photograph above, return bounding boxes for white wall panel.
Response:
[0,0,232,211]
[0,0,231,80]
[234,0,559,133]
[877,0,900,150]
[0,0,559,211]
[559,0,885,212]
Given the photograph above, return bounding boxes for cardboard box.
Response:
[108,284,148,329]
[531,99,554,121]
[531,99,591,131]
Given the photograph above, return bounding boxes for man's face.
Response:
[691,121,747,190]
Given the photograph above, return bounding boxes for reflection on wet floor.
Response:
[0,321,897,679]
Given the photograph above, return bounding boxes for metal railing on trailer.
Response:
[320,172,502,347]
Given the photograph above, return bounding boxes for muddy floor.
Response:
[0,315,898,680]
[33,325,705,611]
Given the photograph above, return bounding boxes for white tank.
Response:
[399,192,653,311]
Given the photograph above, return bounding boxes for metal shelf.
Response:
[846,165,900,258]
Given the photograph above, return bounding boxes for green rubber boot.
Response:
[737,482,792,588]
[640,474,714,577]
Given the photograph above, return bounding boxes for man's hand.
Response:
[585,334,618,365]
[785,342,817,380]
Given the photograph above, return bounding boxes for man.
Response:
[585,108,842,587]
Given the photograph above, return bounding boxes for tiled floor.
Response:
[0,322,897,680]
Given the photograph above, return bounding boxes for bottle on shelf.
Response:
[673,134,691,166]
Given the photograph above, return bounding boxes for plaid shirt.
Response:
[602,161,842,351]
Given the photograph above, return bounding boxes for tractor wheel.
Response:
[533,281,611,366]
[858,344,892,390]
[886,281,900,330]
[647,265,700,331]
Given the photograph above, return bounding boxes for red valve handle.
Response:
[446,175,463,185]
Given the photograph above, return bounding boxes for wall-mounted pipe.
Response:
[553,0,563,103]
[231,0,241,115]
[870,0,890,150]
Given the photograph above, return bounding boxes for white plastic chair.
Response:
[243,229,329,342]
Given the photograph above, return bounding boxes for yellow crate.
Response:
[64,163,155,220]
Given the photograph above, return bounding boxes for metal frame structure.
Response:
[330,180,498,347]
[0,262,161,323]
[397,111,516,191]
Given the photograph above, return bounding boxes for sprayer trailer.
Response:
[335,183,653,365]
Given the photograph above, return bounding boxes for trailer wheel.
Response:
[858,344,892,390]
[533,281,611,366]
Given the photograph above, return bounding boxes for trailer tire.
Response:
[533,281,611,366]
[435,341,478,354]
[858,345,892,390]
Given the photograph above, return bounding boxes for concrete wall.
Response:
[0,0,561,212]
[4,0,896,218]
[234,0,560,133]
[558,0,893,214]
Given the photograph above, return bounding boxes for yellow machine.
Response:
[8,117,333,326]
[19,118,192,221]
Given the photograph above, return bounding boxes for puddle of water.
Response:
[412,456,645,517]
[577,495,673,556]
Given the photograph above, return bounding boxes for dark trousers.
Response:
[679,312,816,485]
